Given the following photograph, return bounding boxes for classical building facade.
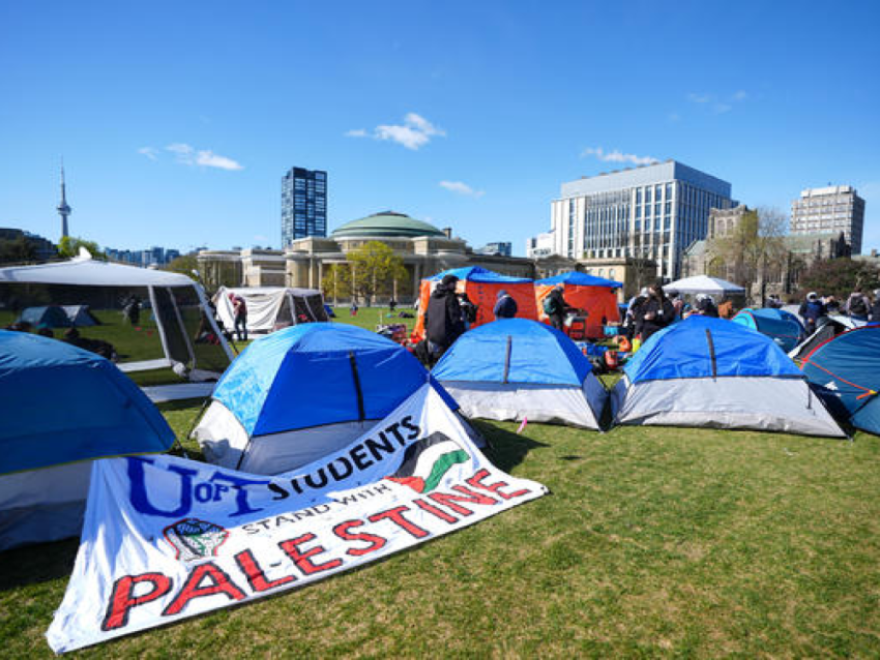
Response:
[791,185,865,254]
[530,160,734,281]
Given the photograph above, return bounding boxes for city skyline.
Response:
[1,1,878,256]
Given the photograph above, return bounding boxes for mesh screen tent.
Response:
[0,253,233,384]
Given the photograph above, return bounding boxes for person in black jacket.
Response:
[872,289,880,323]
[640,283,674,341]
[424,274,466,359]
[544,285,569,330]
[493,289,518,319]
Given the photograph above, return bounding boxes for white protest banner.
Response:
[47,385,547,653]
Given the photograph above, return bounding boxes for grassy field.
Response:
[2,310,880,657]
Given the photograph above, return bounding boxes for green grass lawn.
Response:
[2,310,880,656]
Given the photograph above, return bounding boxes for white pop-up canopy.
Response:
[664,275,745,296]
[0,250,233,384]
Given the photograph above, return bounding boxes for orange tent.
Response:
[535,272,622,339]
[413,267,538,340]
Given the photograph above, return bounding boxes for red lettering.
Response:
[279,533,343,575]
[234,549,296,592]
[428,485,498,516]
[162,563,246,616]
[368,505,429,538]
[102,573,172,631]
[333,520,388,556]
[413,498,458,524]
[466,469,530,500]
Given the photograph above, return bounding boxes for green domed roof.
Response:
[331,211,446,238]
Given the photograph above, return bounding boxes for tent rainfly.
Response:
[214,286,328,335]
[732,308,805,353]
[433,318,607,429]
[0,331,176,550]
[0,250,232,380]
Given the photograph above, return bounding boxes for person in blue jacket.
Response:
[493,289,518,320]
[799,292,826,334]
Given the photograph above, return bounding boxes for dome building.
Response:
[198,211,535,300]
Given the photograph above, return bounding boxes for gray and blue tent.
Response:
[611,316,843,437]
[732,308,805,353]
[0,331,175,550]
[433,318,607,429]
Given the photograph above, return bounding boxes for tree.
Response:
[58,236,105,260]
[796,258,880,300]
[0,235,37,265]
[321,263,352,304]
[163,253,199,280]
[335,241,407,305]
[710,207,787,299]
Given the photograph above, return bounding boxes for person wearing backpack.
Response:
[543,285,569,330]
[845,287,871,322]
[799,292,826,335]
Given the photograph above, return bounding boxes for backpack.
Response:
[850,295,868,316]
[543,295,560,315]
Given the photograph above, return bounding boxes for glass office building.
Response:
[547,160,733,280]
[281,167,327,247]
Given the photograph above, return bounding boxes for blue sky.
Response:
[2,0,879,255]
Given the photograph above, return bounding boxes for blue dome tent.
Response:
[800,325,880,436]
[193,324,464,474]
[433,319,607,429]
[732,308,805,353]
[610,316,843,437]
[0,331,175,550]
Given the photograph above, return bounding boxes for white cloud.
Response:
[581,147,658,166]
[714,103,732,114]
[253,234,269,243]
[732,90,748,101]
[668,112,681,122]
[687,92,712,104]
[138,146,159,161]
[164,143,243,170]
[195,150,244,171]
[346,113,445,150]
[439,180,484,198]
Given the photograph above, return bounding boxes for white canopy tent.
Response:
[0,250,233,384]
[214,286,328,335]
[664,275,745,296]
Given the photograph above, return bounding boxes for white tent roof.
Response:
[0,250,196,288]
[664,275,745,295]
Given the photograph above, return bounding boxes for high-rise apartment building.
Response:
[538,160,733,280]
[281,167,327,247]
[790,185,865,254]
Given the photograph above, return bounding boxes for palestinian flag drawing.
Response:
[386,432,470,493]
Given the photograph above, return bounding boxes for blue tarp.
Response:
[536,272,623,288]
[212,324,454,436]
[0,331,175,474]
[801,325,880,435]
[732,308,805,353]
[623,315,802,383]
[426,266,533,284]
[433,318,592,386]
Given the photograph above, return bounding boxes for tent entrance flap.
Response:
[150,286,196,370]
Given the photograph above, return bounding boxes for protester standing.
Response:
[845,287,871,322]
[424,274,466,360]
[695,294,719,318]
[544,285,569,331]
[799,292,826,335]
[493,289,518,320]
[639,283,674,341]
[872,289,880,323]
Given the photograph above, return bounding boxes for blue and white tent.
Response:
[0,331,175,550]
[610,316,843,437]
[193,323,463,474]
[433,319,607,429]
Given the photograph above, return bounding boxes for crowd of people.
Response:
[797,287,880,333]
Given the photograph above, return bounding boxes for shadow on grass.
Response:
[472,420,550,473]
[0,537,79,591]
